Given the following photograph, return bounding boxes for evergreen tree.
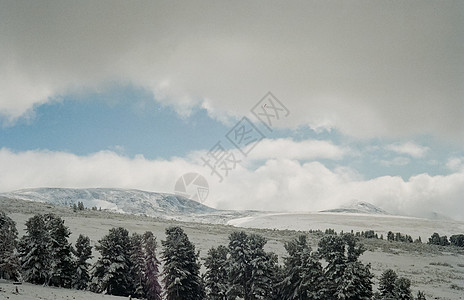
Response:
[278,235,324,300]
[439,235,450,246]
[248,236,279,299]
[78,201,85,210]
[143,231,162,300]
[450,234,464,247]
[91,227,134,296]
[19,214,51,284]
[318,234,373,300]
[44,214,75,288]
[379,269,397,299]
[387,231,394,241]
[162,226,204,300]
[204,245,228,300]
[395,277,413,300]
[0,211,21,281]
[416,290,427,300]
[130,233,146,299]
[73,234,92,290]
[227,231,278,300]
[428,233,451,246]
[428,232,441,245]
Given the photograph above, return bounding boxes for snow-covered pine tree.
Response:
[73,234,92,290]
[204,245,228,300]
[227,231,279,300]
[395,277,413,300]
[227,231,250,298]
[91,227,134,296]
[0,211,21,281]
[143,231,162,300]
[161,226,204,300]
[318,234,373,300]
[19,214,51,284]
[336,260,373,300]
[317,234,346,298]
[44,214,75,288]
[130,232,146,299]
[248,234,279,299]
[279,235,324,300]
[378,269,397,299]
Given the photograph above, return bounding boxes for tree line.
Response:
[0,210,432,299]
[427,232,464,247]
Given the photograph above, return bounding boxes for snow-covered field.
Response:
[1,197,464,300]
[0,279,126,300]
[227,211,464,242]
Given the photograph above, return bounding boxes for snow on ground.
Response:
[227,211,464,241]
[0,280,127,300]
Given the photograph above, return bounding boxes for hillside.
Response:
[1,187,216,218]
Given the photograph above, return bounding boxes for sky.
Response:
[0,1,463,219]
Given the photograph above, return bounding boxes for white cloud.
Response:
[0,1,463,142]
[246,138,348,161]
[1,148,463,220]
[386,142,429,158]
[446,157,464,172]
[0,148,199,193]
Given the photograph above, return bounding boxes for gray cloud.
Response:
[0,1,463,141]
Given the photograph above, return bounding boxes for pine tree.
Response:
[379,269,397,299]
[450,234,464,247]
[0,211,21,281]
[337,260,373,300]
[387,231,394,241]
[204,245,228,300]
[73,234,92,290]
[19,214,51,284]
[318,234,373,300]
[44,214,75,288]
[227,231,278,300]
[130,233,146,299]
[227,231,251,298]
[143,231,162,300]
[278,235,324,300]
[162,226,204,300]
[428,232,441,245]
[248,234,279,299]
[416,290,427,299]
[91,227,134,296]
[395,277,413,300]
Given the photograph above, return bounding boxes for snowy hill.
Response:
[1,188,216,218]
[320,201,389,215]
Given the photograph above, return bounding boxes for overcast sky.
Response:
[0,1,463,219]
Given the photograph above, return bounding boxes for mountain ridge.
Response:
[320,200,389,215]
[0,187,216,218]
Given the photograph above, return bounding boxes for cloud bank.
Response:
[1,1,463,142]
[1,147,463,221]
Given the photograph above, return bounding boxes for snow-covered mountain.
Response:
[320,201,389,215]
[1,188,216,217]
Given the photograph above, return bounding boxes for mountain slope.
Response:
[1,188,216,217]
